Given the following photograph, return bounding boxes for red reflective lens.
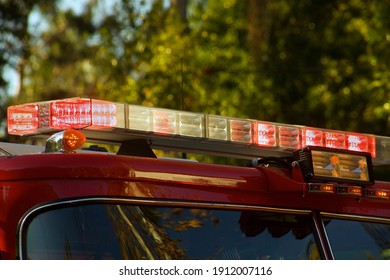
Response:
[7,104,39,135]
[256,122,276,146]
[279,126,300,149]
[151,110,176,134]
[51,99,118,129]
[230,120,253,143]
[302,128,323,147]
[346,134,375,157]
[51,99,92,129]
[324,131,346,149]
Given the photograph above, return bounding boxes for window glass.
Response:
[23,203,319,260]
[323,217,390,259]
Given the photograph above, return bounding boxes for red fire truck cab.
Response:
[1,98,389,260]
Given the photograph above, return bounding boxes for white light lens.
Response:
[207,116,228,140]
[151,109,177,134]
[179,112,204,137]
[128,106,151,131]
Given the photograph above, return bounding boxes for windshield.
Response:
[21,202,319,260]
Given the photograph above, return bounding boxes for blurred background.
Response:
[1,0,389,140]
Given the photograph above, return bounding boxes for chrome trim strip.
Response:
[319,218,335,260]
[320,212,390,260]
[312,212,334,260]
[44,131,65,153]
[320,212,390,224]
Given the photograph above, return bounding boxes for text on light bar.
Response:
[7,98,390,164]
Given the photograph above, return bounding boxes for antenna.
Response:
[180,56,186,159]
[181,56,184,111]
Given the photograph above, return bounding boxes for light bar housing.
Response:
[7,98,390,165]
[7,98,125,134]
[294,146,374,186]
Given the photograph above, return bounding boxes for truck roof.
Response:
[1,146,389,220]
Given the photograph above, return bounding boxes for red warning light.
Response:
[51,99,92,129]
[256,122,276,147]
[279,126,300,149]
[324,131,346,149]
[302,128,323,147]
[346,134,375,158]
[7,104,39,135]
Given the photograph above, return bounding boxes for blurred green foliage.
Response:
[1,0,389,138]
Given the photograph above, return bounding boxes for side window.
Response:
[21,202,320,260]
[323,217,390,259]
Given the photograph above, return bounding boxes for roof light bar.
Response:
[7,98,390,165]
[8,98,125,135]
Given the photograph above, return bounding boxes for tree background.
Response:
[1,0,389,139]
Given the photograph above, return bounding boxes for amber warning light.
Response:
[294,146,374,186]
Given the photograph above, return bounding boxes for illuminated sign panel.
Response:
[294,146,374,186]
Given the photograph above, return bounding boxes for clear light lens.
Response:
[91,100,119,127]
[151,109,177,134]
[128,106,151,131]
[207,116,228,140]
[310,149,372,184]
[179,112,204,137]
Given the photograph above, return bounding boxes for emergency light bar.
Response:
[7,98,390,165]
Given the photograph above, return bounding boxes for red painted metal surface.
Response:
[0,153,390,259]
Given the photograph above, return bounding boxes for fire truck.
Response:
[1,97,389,260]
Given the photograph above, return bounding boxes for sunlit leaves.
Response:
[3,0,389,140]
